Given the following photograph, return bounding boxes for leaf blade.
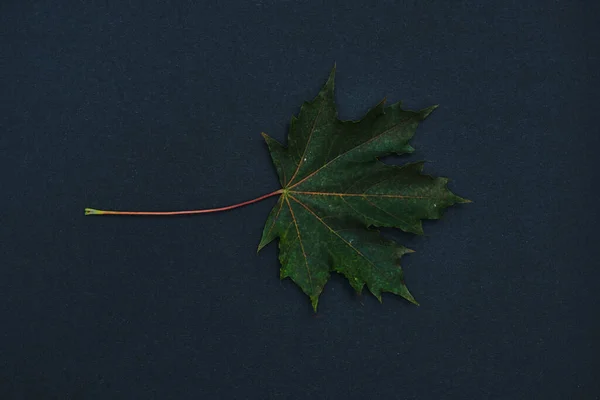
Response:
[260,67,467,310]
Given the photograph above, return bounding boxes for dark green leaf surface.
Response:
[259,67,468,311]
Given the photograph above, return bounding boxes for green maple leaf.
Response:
[257,67,468,311]
[85,66,468,312]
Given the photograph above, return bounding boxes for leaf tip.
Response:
[397,283,420,305]
[325,63,336,88]
[407,161,426,173]
[420,104,439,120]
[310,296,319,312]
[256,243,265,254]
[403,145,416,154]
[260,132,274,143]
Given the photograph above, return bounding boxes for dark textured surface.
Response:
[1,1,599,398]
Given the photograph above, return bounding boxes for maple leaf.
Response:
[85,66,468,312]
[257,67,468,311]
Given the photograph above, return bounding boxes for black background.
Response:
[2,1,599,398]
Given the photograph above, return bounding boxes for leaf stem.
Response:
[85,189,283,216]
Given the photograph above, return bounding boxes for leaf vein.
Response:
[287,102,326,186]
[263,197,285,241]
[289,194,380,273]
[288,118,413,190]
[285,196,314,291]
[362,196,412,227]
[291,191,428,199]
